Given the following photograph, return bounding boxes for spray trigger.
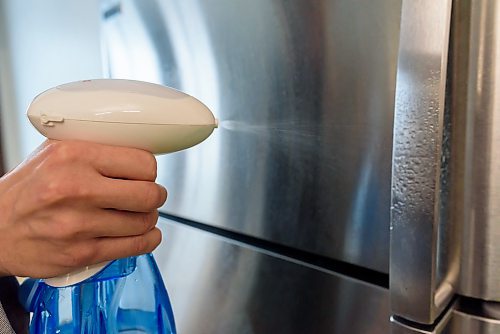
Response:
[40,113,64,127]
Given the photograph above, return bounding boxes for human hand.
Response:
[0,140,167,278]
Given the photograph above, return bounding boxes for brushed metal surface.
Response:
[101,0,402,273]
[153,217,390,334]
[390,0,454,325]
[459,0,500,301]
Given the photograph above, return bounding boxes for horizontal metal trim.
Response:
[159,212,389,289]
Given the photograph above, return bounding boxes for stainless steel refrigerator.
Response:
[100,0,500,333]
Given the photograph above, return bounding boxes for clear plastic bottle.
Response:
[19,254,176,334]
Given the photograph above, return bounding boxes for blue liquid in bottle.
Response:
[20,254,176,334]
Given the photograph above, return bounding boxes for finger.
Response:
[94,227,162,261]
[83,209,159,238]
[93,179,167,212]
[85,141,158,181]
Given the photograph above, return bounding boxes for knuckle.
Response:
[132,236,148,255]
[143,184,165,210]
[151,228,162,249]
[38,180,69,204]
[60,245,96,268]
[38,178,88,204]
[142,152,157,181]
[139,213,150,233]
[141,228,162,253]
[51,213,87,240]
[45,141,83,164]
[140,211,157,233]
[152,210,160,224]
[52,218,77,240]
[75,246,96,266]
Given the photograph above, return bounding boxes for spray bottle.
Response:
[18,79,218,333]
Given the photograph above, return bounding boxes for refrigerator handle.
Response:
[390,0,456,326]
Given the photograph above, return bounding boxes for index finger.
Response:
[85,142,158,181]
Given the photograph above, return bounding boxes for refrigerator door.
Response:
[100,0,401,274]
[154,216,390,334]
[391,0,500,331]
[458,0,500,302]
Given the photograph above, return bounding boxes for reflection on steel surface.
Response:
[154,217,390,334]
[101,0,402,273]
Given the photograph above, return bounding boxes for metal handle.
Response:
[390,0,456,325]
